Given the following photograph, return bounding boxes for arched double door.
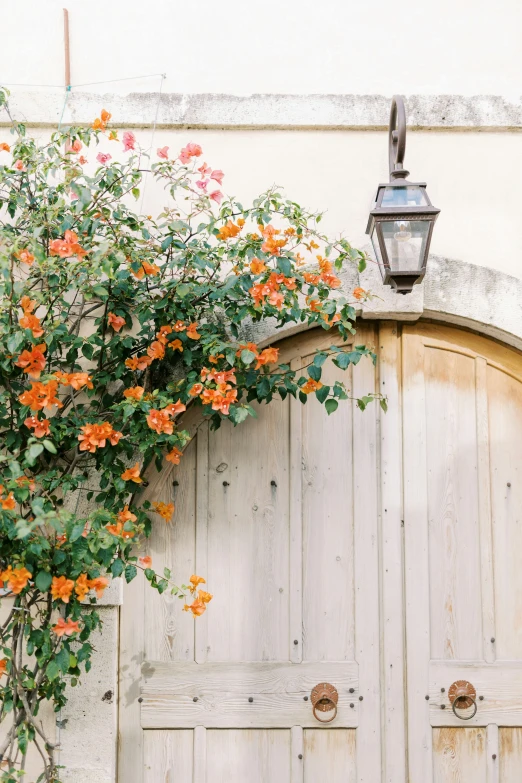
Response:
[119,322,522,782]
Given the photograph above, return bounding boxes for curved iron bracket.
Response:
[388,96,409,180]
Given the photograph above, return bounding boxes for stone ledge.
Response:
[2,92,522,130]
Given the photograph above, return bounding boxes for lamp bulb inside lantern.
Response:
[393,221,412,242]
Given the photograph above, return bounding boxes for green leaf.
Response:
[46,659,60,681]
[55,646,70,674]
[241,349,256,365]
[124,564,137,583]
[325,398,338,415]
[313,352,328,368]
[35,571,52,592]
[42,439,57,454]
[308,364,321,381]
[111,559,124,577]
[380,398,388,413]
[26,443,44,464]
[315,384,330,403]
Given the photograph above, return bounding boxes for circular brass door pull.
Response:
[448,680,478,720]
[310,683,338,723]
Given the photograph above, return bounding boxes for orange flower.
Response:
[78,422,122,452]
[123,386,144,400]
[139,556,152,569]
[15,343,47,378]
[208,353,224,364]
[121,463,142,483]
[168,338,183,352]
[156,325,173,343]
[52,618,81,637]
[301,378,323,395]
[49,230,87,259]
[130,260,160,279]
[101,109,111,123]
[303,272,320,285]
[93,109,111,130]
[147,340,165,360]
[284,226,296,236]
[0,566,31,593]
[164,400,186,416]
[186,323,201,340]
[0,659,7,676]
[88,576,109,598]
[166,447,183,465]
[15,476,36,492]
[183,599,207,616]
[183,599,208,616]
[16,248,35,266]
[0,142,10,152]
[237,218,245,227]
[108,312,126,332]
[125,355,152,371]
[51,575,74,603]
[322,312,341,327]
[189,383,203,397]
[173,320,186,332]
[255,347,279,368]
[236,342,258,358]
[18,380,62,411]
[0,493,16,511]
[24,415,51,438]
[216,221,241,241]
[352,287,366,301]
[321,272,341,289]
[198,589,213,604]
[74,574,90,601]
[106,507,136,539]
[51,371,91,390]
[20,295,37,313]
[19,312,44,338]
[268,290,285,309]
[152,501,175,523]
[188,574,206,594]
[146,408,174,435]
[307,298,322,313]
[250,258,267,275]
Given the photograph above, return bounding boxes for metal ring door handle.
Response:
[451,694,478,720]
[310,683,339,724]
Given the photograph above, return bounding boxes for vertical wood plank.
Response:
[499,727,522,783]
[193,726,207,783]
[487,724,499,783]
[195,422,209,664]
[290,357,303,663]
[378,323,407,782]
[302,353,355,661]
[303,730,357,783]
[432,728,487,783]
[352,324,382,782]
[143,730,193,783]
[476,357,496,663]
[118,570,145,783]
[206,730,291,782]
[291,726,304,783]
[402,329,433,783]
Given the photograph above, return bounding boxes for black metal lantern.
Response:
[366,96,440,294]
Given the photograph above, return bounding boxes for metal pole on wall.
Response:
[63,8,71,89]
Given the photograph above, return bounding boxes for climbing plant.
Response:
[0,87,381,781]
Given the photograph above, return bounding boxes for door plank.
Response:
[499,728,522,782]
[402,329,433,782]
[140,661,358,728]
[487,724,499,783]
[352,325,382,782]
[206,730,291,783]
[195,422,210,664]
[291,726,304,783]
[475,358,496,663]
[193,726,206,783]
[378,323,407,782]
[302,353,355,662]
[303,730,357,783]
[143,729,193,783]
[432,727,487,783]
[290,356,303,664]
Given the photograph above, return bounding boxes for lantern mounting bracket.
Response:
[389,96,410,181]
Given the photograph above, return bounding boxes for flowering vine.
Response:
[0,88,382,781]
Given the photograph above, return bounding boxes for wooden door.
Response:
[119,325,381,783]
[403,323,522,781]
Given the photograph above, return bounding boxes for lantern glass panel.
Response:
[381,219,431,272]
[370,229,384,269]
[381,186,429,207]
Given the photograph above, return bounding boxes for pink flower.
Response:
[210,190,223,205]
[96,152,112,165]
[179,143,202,164]
[14,160,24,171]
[198,162,212,178]
[157,146,169,159]
[196,179,208,191]
[65,139,82,154]
[122,131,136,152]
[211,169,224,185]
[70,190,79,200]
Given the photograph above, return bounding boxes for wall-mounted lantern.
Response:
[366,96,440,294]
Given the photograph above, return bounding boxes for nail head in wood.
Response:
[298,754,303,760]
[248,697,254,702]
[138,697,143,703]
[492,754,497,760]
[293,639,298,645]
[425,695,429,700]
[193,697,198,702]
[350,703,354,708]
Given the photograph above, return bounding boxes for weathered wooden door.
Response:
[119,321,522,781]
[119,325,381,782]
[402,323,522,781]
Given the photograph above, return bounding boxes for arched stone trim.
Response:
[244,254,522,353]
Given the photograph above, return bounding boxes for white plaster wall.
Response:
[2,0,522,97]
